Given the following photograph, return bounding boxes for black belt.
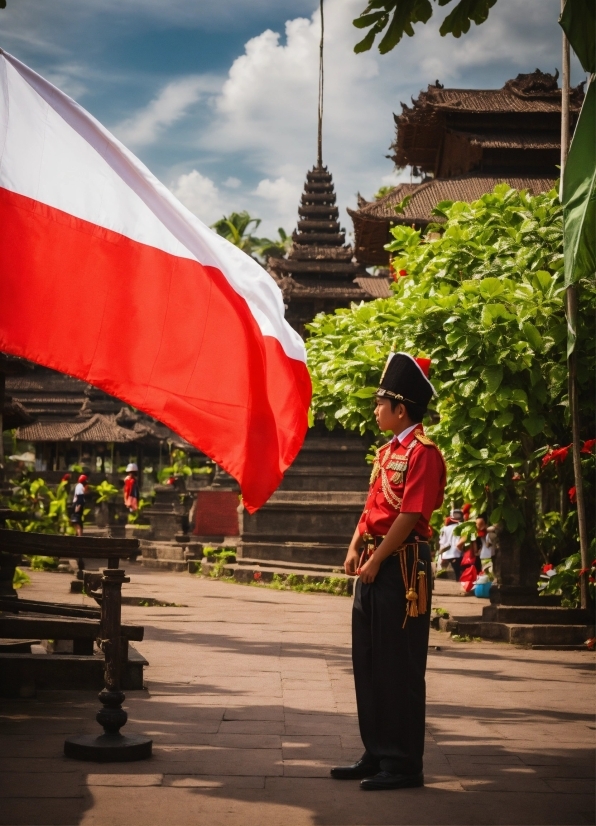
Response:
[362,531,425,549]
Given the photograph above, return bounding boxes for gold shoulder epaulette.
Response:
[415,432,436,447]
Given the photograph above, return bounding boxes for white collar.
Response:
[393,423,418,445]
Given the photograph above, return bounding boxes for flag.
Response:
[0,50,311,512]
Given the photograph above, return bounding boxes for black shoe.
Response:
[360,771,424,790]
[330,758,380,780]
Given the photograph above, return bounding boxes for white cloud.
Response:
[170,169,246,226]
[113,76,218,148]
[171,169,230,226]
[253,176,301,231]
[191,0,573,235]
[223,177,242,189]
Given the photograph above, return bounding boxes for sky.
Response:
[0,0,585,238]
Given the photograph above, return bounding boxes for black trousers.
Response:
[352,544,432,776]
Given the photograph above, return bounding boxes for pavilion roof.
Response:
[17,414,141,444]
[392,70,583,171]
[350,174,555,266]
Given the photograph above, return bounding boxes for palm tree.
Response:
[211,212,262,256]
[212,213,291,262]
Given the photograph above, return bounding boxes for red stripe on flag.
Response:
[0,188,311,511]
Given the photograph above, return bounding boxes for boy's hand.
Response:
[344,547,360,576]
[358,555,380,583]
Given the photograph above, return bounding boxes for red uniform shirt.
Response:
[358,424,446,539]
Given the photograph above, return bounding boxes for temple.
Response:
[4,362,190,479]
[350,70,584,266]
[268,165,390,335]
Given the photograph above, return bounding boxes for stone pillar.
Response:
[490,523,545,605]
[144,482,191,542]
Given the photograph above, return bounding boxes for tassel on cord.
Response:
[400,544,421,627]
[417,563,428,616]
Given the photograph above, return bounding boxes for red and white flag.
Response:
[0,50,311,511]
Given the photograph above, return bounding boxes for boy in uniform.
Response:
[331,352,446,791]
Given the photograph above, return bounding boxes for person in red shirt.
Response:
[331,352,446,791]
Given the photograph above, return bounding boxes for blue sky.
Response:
[1,0,584,237]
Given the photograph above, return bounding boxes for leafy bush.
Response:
[92,481,119,503]
[27,555,60,571]
[306,185,595,556]
[2,477,74,534]
[539,552,596,608]
[12,567,31,588]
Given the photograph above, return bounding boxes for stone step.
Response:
[236,556,342,574]
[189,559,354,595]
[142,544,186,562]
[141,558,187,572]
[456,619,594,647]
[239,541,347,567]
[482,605,591,625]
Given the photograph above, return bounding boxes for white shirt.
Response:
[479,532,494,559]
[439,522,462,559]
[392,423,418,446]
[73,482,85,500]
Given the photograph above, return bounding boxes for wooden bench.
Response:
[0,530,152,761]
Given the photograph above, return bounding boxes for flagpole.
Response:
[560,0,590,611]
[317,0,324,168]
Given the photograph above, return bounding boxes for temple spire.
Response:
[317,0,324,168]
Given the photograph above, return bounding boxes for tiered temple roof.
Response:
[6,364,189,448]
[269,166,390,334]
[349,70,583,267]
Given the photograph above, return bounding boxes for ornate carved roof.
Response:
[392,70,583,172]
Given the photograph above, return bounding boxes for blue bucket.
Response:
[474,581,492,599]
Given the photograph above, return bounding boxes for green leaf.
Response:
[353,10,387,28]
[354,27,379,53]
[522,414,545,437]
[482,365,503,394]
[439,0,497,38]
[352,387,378,399]
[522,321,543,351]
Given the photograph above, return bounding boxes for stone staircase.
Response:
[188,554,353,594]
[434,603,595,649]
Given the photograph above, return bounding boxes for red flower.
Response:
[398,269,407,277]
[581,438,596,454]
[512,473,521,481]
[551,446,570,464]
[569,486,577,504]
[541,452,553,468]
[541,563,554,574]
[253,571,262,581]
[578,567,590,576]
[586,638,596,650]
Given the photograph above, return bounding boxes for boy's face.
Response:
[375,396,405,433]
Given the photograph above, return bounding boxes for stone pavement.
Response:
[0,567,594,826]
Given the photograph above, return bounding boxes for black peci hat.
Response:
[376,352,436,408]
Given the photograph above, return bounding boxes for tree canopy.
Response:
[353,0,497,54]
[306,184,595,549]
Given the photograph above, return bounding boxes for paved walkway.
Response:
[0,567,594,825]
